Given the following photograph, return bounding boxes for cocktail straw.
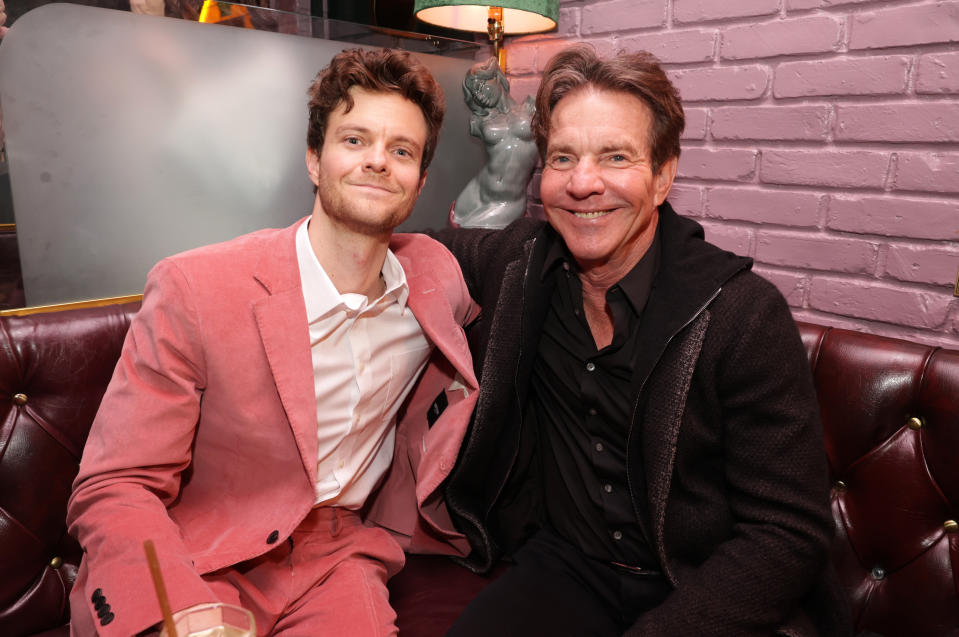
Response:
[144,539,178,637]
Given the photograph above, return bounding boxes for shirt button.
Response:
[595,442,604,452]
[267,530,280,544]
[586,362,596,372]
[604,484,613,494]
[612,530,623,541]
[588,407,597,416]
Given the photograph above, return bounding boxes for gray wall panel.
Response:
[0,4,484,306]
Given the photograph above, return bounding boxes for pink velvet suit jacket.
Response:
[66,220,479,637]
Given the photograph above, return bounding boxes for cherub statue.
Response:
[452,58,538,229]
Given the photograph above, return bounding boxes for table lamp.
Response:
[414,1,558,70]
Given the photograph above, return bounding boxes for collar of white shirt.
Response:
[295,218,410,323]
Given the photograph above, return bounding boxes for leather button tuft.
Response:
[49,556,62,569]
[907,416,924,430]
[871,566,885,580]
[945,520,958,533]
[267,530,280,544]
[100,611,115,626]
[13,393,27,405]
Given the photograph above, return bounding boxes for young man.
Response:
[439,45,848,636]
[67,48,478,637]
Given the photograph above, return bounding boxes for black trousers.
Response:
[446,527,671,637]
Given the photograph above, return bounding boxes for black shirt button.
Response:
[91,588,103,604]
[267,530,280,544]
[97,603,112,618]
[100,611,115,626]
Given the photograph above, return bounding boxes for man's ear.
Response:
[653,156,678,207]
[306,148,321,187]
[416,170,428,197]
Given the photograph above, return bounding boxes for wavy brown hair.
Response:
[533,44,684,174]
[307,48,445,174]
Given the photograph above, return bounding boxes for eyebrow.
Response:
[546,140,642,156]
[334,125,423,154]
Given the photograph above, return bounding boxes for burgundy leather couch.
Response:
[1,301,957,636]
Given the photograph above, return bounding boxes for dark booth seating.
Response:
[1,301,958,636]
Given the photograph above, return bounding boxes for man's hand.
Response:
[129,0,166,16]
[1,0,10,38]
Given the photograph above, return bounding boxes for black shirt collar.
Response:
[540,224,661,317]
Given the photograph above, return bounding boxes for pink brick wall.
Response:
[506,0,959,348]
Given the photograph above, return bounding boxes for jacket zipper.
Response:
[624,285,723,578]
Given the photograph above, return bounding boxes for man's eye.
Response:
[345,137,360,145]
[395,148,410,157]
[610,154,627,162]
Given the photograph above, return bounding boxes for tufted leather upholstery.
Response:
[799,324,959,637]
[0,302,140,636]
[1,302,956,636]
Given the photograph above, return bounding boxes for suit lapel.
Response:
[402,264,476,387]
[251,221,319,484]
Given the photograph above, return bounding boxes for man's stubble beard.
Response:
[316,171,416,237]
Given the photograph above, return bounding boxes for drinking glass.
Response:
[159,602,256,637]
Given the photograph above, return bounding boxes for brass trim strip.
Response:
[954,268,959,298]
[0,223,15,232]
[0,294,143,317]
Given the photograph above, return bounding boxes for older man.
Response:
[438,45,848,636]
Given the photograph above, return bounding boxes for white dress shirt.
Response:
[295,219,431,509]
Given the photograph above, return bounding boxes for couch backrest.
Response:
[0,302,139,636]
[1,304,957,636]
[798,323,959,636]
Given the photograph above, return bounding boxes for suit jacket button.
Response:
[97,603,112,618]
[91,588,104,604]
[100,611,115,626]
[267,530,279,544]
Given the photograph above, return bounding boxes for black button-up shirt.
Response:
[528,229,661,567]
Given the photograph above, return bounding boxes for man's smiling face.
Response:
[540,86,676,281]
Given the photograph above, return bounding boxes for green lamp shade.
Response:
[414,0,559,34]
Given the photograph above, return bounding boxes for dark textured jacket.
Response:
[436,202,850,637]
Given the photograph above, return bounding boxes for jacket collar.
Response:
[249,218,318,483]
[392,235,477,389]
[631,202,752,387]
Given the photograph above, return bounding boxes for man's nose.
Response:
[364,143,388,173]
[566,158,604,199]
